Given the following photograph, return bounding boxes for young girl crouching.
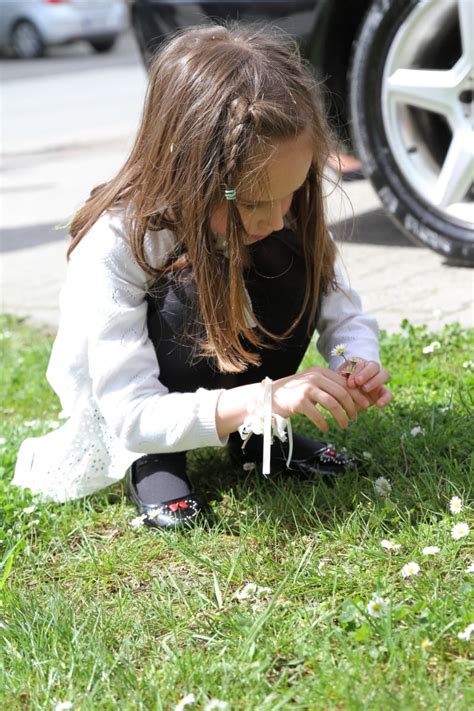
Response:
[13,24,392,528]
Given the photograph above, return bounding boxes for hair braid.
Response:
[223,96,252,185]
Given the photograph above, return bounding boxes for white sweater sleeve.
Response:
[316,262,380,369]
[79,218,226,453]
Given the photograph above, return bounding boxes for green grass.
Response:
[0,313,473,710]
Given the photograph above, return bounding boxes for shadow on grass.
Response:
[80,393,473,535]
[197,397,472,532]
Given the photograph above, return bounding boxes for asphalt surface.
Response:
[1,32,473,336]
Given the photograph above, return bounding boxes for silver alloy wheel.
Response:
[382,0,473,224]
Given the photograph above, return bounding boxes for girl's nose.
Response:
[262,201,286,232]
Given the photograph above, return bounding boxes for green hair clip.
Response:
[225,188,237,201]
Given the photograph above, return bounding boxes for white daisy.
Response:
[420,639,433,650]
[462,360,474,369]
[422,546,440,556]
[451,522,470,541]
[234,583,271,600]
[205,701,228,711]
[401,561,420,578]
[330,343,347,358]
[466,563,474,574]
[366,596,388,618]
[175,693,196,710]
[374,477,392,497]
[362,451,373,460]
[22,505,37,514]
[129,514,147,529]
[457,623,474,642]
[410,426,424,437]
[422,341,441,354]
[449,496,463,514]
[381,539,402,551]
[235,582,258,599]
[54,704,73,711]
[0,437,6,446]
[318,559,328,574]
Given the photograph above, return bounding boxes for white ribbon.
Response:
[238,377,293,476]
[262,376,272,475]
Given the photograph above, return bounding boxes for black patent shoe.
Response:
[127,459,202,529]
[228,431,356,478]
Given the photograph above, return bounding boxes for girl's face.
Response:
[210,131,313,244]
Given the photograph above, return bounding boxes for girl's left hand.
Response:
[337,359,393,409]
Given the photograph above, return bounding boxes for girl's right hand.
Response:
[272,366,364,432]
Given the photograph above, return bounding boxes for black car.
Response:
[131,0,474,265]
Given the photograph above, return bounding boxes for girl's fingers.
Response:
[324,367,358,389]
[352,361,380,387]
[334,366,371,409]
[317,375,358,422]
[375,386,393,407]
[303,367,358,421]
[346,361,367,388]
[289,365,389,424]
[300,399,329,432]
[312,388,350,429]
[349,388,371,411]
[362,369,390,393]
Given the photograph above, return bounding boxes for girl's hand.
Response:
[338,359,393,409]
[272,366,360,433]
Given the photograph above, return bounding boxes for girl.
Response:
[13,24,392,528]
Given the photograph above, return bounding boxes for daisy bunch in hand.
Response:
[331,343,392,411]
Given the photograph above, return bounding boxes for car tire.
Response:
[88,37,117,54]
[350,0,474,265]
[10,20,45,59]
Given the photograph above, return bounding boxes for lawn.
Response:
[0,313,473,710]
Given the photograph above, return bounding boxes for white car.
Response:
[0,0,129,59]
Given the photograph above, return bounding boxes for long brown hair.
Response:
[68,23,337,372]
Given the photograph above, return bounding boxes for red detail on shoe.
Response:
[326,448,337,457]
[168,500,189,512]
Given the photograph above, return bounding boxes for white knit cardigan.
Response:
[13,210,380,502]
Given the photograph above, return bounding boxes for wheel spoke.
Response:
[386,68,456,118]
[432,131,474,207]
[458,0,474,65]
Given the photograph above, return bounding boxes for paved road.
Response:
[1,32,473,334]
